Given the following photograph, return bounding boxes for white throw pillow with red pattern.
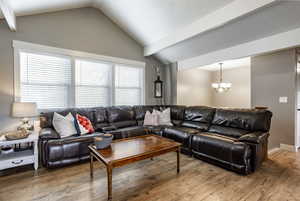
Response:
[75,114,95,135]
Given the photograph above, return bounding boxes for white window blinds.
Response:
[115,65,143,106]
[17,46,144,109]
[20,52,72,109]
[75,60,112,108]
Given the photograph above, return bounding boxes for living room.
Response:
[0,1,300,201]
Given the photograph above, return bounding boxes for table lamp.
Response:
[12,102,38,131]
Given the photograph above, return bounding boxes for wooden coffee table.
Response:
[88,134,181,201]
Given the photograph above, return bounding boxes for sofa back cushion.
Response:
[107,106,137,128]
[182,106,215,130]
[92,107,109,130]
[211,109,272,132]
[184,106,215,123]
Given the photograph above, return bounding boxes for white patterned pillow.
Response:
[143,111,159,126]
[52,112,77,138]
[154,108,173,126]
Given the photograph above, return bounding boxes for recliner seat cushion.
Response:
[181,121,209,131]
[191,133,251,173]
[107,126,147,140]
[208,125,250,138]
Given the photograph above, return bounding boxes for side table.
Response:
[0,131,39,171]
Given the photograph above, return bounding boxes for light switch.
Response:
[279,96,288,103]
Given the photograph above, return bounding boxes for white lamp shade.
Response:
[12,102,38,118]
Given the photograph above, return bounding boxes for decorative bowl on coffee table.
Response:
[94,134,113,149]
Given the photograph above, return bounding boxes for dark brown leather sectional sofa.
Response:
[39,105,272,175]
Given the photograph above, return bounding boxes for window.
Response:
[115,65,143,106]
[75,60,112,107]
[20,52,72,109]
[14,41,145,109]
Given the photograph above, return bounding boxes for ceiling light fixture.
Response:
[211,63,232,93]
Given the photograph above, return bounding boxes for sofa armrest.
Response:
[238,132,269,144]
[39,128,60,140]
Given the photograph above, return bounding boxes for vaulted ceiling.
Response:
[1,0,300,68]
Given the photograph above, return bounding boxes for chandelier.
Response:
[211,63,232,93]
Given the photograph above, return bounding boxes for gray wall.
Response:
[251,49,297,149]
[177,68,213,106]
[0,7,165,131]
[212,66,251,108]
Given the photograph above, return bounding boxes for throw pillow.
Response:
[52,112,77,138]
[75,114,95,135]
[143,111,159,126]
[154,108,173,126]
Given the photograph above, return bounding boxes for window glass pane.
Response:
[115,88,141,106]
[115,65,143,106]
[75,60,111,107]
[115,65,141,87]
[21,84,69,109]
[20,52,71,109]
[20,52,71,85]
[76,86,109,107]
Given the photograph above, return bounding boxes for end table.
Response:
[0,131,39,171]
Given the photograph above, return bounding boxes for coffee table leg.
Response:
[107,165,113,201]
[90,153,94,178]
[177,148,180,174]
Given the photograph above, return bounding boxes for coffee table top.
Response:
[88,134,181,167]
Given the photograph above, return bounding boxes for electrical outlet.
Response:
[279,97,288,103]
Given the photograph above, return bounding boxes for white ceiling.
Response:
[199,57,250,71]
[0,0,91,17]
[93,0,234,46]
[1,0,300,68]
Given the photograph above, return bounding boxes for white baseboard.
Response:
[280,144,297,152]
[268,147,280,154]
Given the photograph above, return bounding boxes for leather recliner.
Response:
[39,105,272,174]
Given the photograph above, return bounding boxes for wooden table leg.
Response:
[90,153,93,178]
[177,148,180,174]
[107,165,113,201]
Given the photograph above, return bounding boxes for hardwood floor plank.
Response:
[0,150,300,201]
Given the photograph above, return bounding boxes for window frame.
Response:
[13,40,146,109]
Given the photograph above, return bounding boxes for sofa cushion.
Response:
[161,105,186,121]
[191,133,251,172]
[181,121,209,131]
[184,106,215,123]
[111,120,137,129]
[93,107,108,126]
[106,126,147,140]
[107,106,137,128]
[212,109,272,132]
[164,127,199,148]
[208,125,250,138]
